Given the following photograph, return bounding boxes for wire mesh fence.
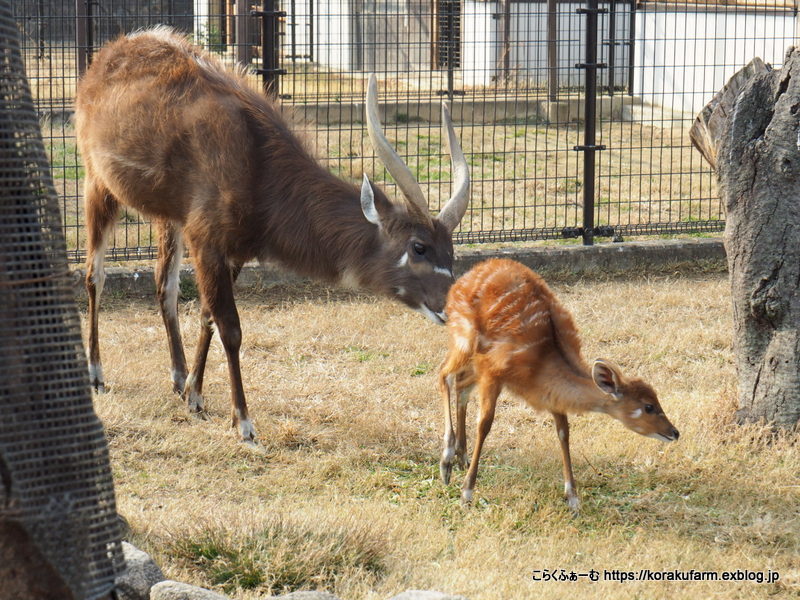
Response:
[1,0,123,594]
[12,0,797,262]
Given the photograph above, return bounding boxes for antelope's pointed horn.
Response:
[437,100,470,233]
[365,74,428,215]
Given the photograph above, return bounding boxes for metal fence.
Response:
[13,0,797,262]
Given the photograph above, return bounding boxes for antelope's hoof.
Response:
[89,364,105,393]
[184,389,205,413]
[460,488,474,506]
[238,417,257,445]
[440,460,453,485]
[566,495,581,515]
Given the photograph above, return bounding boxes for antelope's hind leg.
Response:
[182,262,243,415]
[155,221,187,394]
[461,374,501,505]
[84,177,118,393]
[453,369,475,470]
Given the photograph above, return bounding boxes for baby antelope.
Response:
[438,258,679,511]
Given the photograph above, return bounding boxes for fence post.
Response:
[446,0,456,100]
[235,0,252,66]
[575,0,606,245]
[627,0,635,95]
[547,0,558,101]
[607,0,616,94]
[75,0,92,76]
[252,0,286,95]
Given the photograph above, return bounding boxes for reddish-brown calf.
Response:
[438,259,679,510]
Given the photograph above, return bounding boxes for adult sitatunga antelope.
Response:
[75,27,470,443]
[438,258,679,511]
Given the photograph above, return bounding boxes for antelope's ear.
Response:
[592,359,623,399]
[360,173,382,227]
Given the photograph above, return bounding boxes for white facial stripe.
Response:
[434,265,454,278]
[630,408,642,419]
[397,253,410,268]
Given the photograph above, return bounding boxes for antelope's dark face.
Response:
[359,74,470,325]
[390,219,457,324]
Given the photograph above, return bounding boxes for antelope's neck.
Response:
[536,362,611,415]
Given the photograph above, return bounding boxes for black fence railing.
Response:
[13,0,797,262]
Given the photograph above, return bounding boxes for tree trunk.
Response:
[690,50,800,428]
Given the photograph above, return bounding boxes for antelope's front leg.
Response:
[155,222,188,393]
[552,412,579,513]
[438,369,457,485]
[183,311,213,413]
[190,248,256,444]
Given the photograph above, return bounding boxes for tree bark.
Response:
[690,50,800,428]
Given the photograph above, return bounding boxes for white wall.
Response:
[634,9,795,114]
[290,0,432,71]
[462,0,630,88]
[313,0,355,70]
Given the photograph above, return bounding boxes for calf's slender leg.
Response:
[454,369,475,469]
[461,376,501,504]
[552,411,579,513]
[438,367,457,484]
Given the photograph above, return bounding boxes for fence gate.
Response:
[13,0,797,260]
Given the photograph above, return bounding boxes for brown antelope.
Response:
[438,258,679,511]
[74,27,469,443]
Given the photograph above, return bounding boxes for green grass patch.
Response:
[168,515,388,595]
[344,345,388,362]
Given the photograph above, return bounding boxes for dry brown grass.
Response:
[86,266,799,599]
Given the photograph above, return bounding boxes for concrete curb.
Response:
[70,238,726,301]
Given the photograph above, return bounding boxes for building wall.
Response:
[291,0,433,71]
[462,0,630,90]
[634,9,795,114]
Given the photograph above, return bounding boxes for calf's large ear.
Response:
[592,359,624,399]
